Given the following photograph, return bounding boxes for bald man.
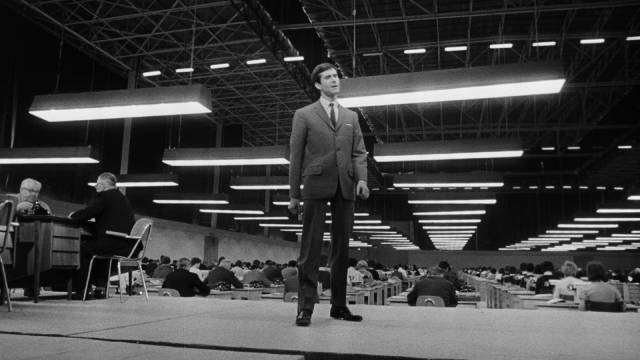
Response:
[16,178,51,214]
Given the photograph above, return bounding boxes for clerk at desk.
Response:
[15,178,51,214]
[69,172,135,298]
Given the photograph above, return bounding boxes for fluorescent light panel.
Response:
[580,38,605,44]
[88,173,179,188]
[626,35,640,41]
[284,56,304,62]
[163,145,289,166]
[201,209,264,214]
[557,223,618,228]
[339,62,565,108]
[414,210,485,216]
[404,48,426,54]
[175,67,194,73]
[0,146,99,164]
[574,217,640,222]
[230,176,289,190]
[490,43,513,49]
[375,139,523,163]
[142,70,161,77]
[532,41,556,47]
[29,84,211,122]
[234,216,289,221]
[444,46,467,52]
[422,226,477,230]
[153,193,229,205]
[246,59,266,65]
[419,219,481,223]
[210,63,230,69]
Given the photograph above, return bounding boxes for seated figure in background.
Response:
[15,178,51,214]
[579,261,625,311]
[407,266,457,307]
[281,260,298,281]
[152,255,174,280]
[205,259,243,290]
[243,263,272,287]
[552,261,585,301]
[162,258,210,297]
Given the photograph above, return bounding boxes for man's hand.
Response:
[356,181,369,200]
[288,197,300,214]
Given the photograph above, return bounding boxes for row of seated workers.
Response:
[145,255,466,308]
[463,260,640,311]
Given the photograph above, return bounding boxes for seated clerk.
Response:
[578,261,625,311]
[152,255,173,279]
[69,172,135,298]
[15,178,51,214]
[205,259,243,289]
[162,258,210,297]
[242,263,272,286]
[407,266,458,307]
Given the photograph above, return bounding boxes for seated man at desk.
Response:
[69,172,135,299]
[162,258,210,297]
[407,266,458,307]
[205,259,243,290]
[15,178,51,214]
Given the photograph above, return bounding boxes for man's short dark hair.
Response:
[310,63,338,84]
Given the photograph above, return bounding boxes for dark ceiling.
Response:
[1,0,640,251]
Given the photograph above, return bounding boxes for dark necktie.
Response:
[329,103,336,128]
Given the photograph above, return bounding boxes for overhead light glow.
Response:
[532,41,556,47]
[410,199,496,205]
[617,145,632,150]
[153,199,228,204]
[541,147,555,151]
[580,38,605,44]
[575,217,640,222]
[396,182,503,188]
[629,195,640,201]
[444,46,467,52]
[29,84,211,122]
[142,70,161,77]
[175,67,194,73]
[414,210,486,216]
[490,43,513,49]
[163,145,289,166]
[340,62,565,108]
[404,48,426,54]
[558,223,618,229]
[233,216,289,221]
[422,226,477,230]
[419,219,481,223]
[259,223,302,228]
[284,56,304,62]
[210,63,230,69]
[547,230,599,234]
[200,209,264,215]
[246,59,266,65]
[597,208,640,214]
[626,35,640,41]
[567,146,580,150]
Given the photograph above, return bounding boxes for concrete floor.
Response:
[1,296,639,360]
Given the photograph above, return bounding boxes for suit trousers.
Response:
[297,186,354,313]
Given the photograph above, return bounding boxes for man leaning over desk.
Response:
[69,172,135,299]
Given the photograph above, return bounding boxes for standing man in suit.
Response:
[69,172,135,299]
[289,63,369,326]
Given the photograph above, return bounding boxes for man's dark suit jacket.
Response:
[205,267,243,289]
[162,269,210,297]
[407,277,458,307]
[70,188,135,240]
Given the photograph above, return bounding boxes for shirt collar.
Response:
[319,96,339,109]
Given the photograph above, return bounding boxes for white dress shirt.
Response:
[319,97,339,125]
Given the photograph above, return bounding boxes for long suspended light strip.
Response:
[175,67,194,73]
[580,38,605,44]
[628,195,640,201]
[210,63,230,69]
[596,208,640,213]
[0,146,99,164]
[557,223,618,229]
[200,209,264,215]
[532,41,556,47]
[284,56,304,62]
[444,46,467,52]
[574,217,640,222]
[246,58,266,65]
[396,182,503,188]
[153,193,229,205]
[540,234,583,238]
[163,145,289,166]
[490,43,513,49]
[377,140,522,163]
[142,70,161,77]
[88,173,179,188]
[611,233,640,237]
[353,225,391,229]
[404,48,426,54]
[423,226,477,230]
[259,223,302,228]
[547,229,599,234]
[419,219,481,223]
[410,199,496,205]
[414,210,486,216]
[234,216,289,221]
[29,84,211,122]
[428,230,475,234]
[339,62,565,108]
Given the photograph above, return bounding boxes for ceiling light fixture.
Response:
[532,41,556,47]
[444,46,467,52]
[29,84,211,122]
[175,67,194,73]
[284,56,304,62]
[580,38,605,44]
[489,43,513,49]
[404,48,426,54]
[152,193,229,205]
[339,62,565,108]
[0,146,99,164]
[163,145,289,166]
[200,209,264,215]
[229,176,290,190]
[142,70,161,77]
[88,173,179,187]
[210,63,230,69]
[414,210,486,216]
[246,59,266,65]
[375,139,523,162]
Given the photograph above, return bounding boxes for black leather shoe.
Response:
[330,306,363,322]
[295,310,312,326]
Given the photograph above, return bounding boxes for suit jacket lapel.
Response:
[335,104,348,132]
[313,100,335,130]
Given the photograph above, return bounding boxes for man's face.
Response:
[315,68,340,98]
[19,183,41,203]
[94,179,107,193]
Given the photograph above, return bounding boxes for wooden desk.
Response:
[537,302,639,312]
[262,284,284,294]
[14,215,82,302]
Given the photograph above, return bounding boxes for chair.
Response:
[0,200,15,311]
[158,288,180,297]
[283,292,298,302]
[415,295,445,307]
[83,218,153,303]
[584,300,624,312]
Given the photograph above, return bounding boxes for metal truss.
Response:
[7,0,313,147]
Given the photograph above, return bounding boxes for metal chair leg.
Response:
[106,258,113,299]
[0,258,12,312]
[137,262,149,302]
[83,256,96,303]
[116,261,123,303]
